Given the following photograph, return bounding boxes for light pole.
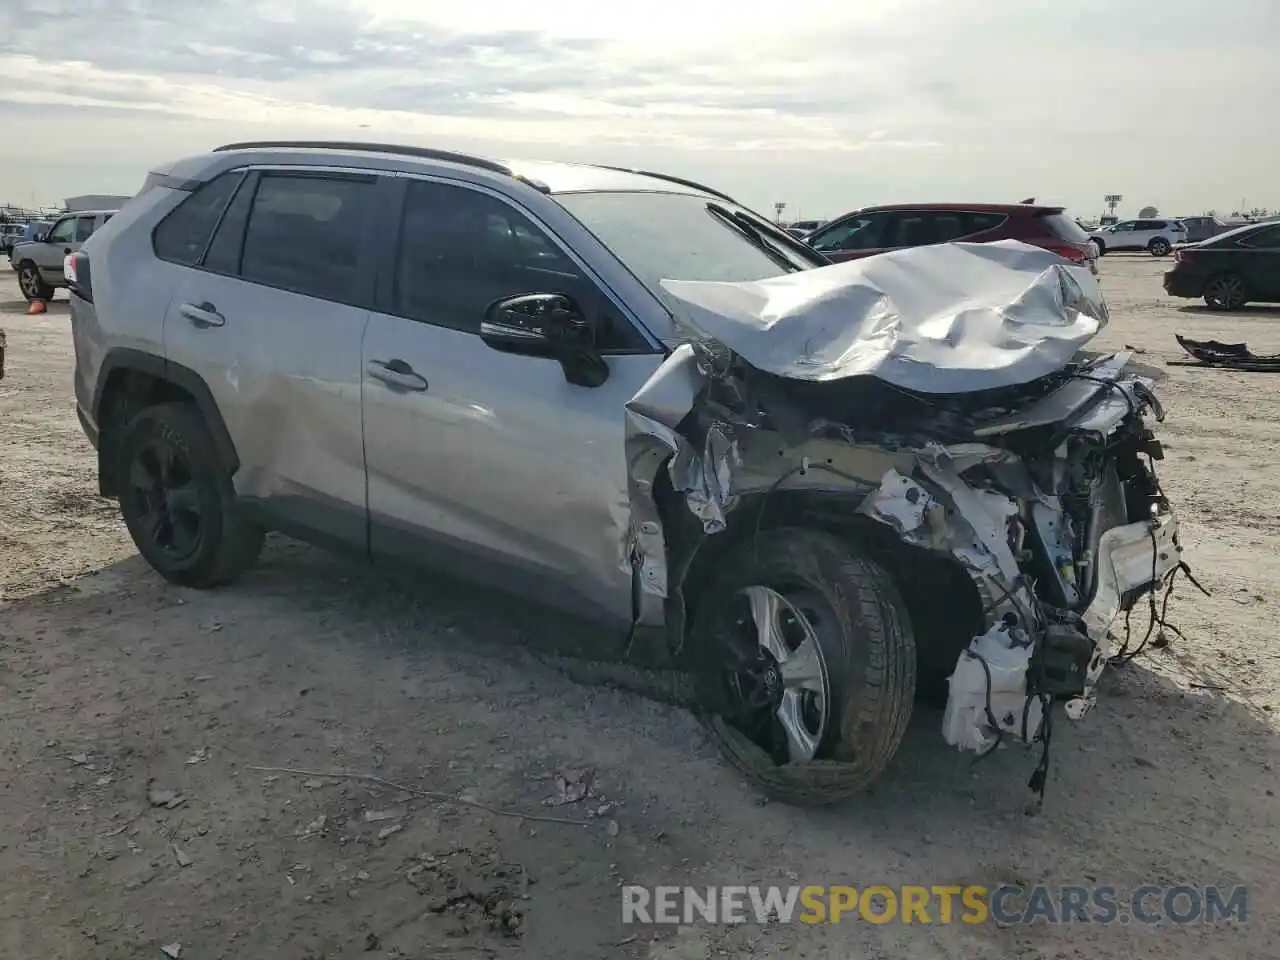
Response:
[774,202,787,225]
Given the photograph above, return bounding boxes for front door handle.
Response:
[366,359,428,392]
[180,301,226,328]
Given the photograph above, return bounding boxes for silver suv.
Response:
[69,141,1182,804]
[11,209,115,300]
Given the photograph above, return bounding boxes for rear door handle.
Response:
[366,359,428,392]
[180,301,225,328]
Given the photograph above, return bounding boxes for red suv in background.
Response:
[805,203,1099,272]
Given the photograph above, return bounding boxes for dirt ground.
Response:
[1,255,1278,960]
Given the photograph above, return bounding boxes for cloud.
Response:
[0,0,947,153]
[0,0,1276,216]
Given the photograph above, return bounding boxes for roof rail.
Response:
[592,164,736,203]
[211,140,511,175]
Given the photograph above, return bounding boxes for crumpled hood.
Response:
[659,240,1109,394]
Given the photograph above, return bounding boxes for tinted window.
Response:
[239,173,373,303]
[153,172,242,266]
[962,212,1008,234]
[74,217,97,242]
[203,173,255,275]
[1238,226,1280,248]
[47,218,76,244]
[395,180,596,335]
[1135,220,1165,230]
[1040,212,1091,242]
[885,213,940,247]
[809,213,888,252]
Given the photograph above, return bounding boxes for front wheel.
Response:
[1149,238,1171,256]
[115,402,264,588]
[1203,273,1248,311]
[17,263,54,302]
[694,527,916,805]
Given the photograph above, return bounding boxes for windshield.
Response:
[555,191,825,310]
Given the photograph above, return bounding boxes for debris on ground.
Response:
[543,767,594,806]
[363,807,406,823]
[1170,334,1280,371]
[172,844,193,867]
[184,746,209,764]
[147,784,187,809]
[160,943,181,959]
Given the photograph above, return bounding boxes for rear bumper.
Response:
[1163,269,1203,298]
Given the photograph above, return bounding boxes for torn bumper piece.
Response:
[858,460,1181,753]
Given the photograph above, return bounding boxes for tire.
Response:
[114,402,263,588]
[17,262,54,302]
[1149,238,1171,257]
[1203,273,1249,311]
[692,527,916,805]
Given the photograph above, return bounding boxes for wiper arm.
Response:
[705,202,800,273]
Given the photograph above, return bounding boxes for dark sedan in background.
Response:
[805,202,1099,272]
[1163,221,1280,310]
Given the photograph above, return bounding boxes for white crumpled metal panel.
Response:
[660,240,1109,394]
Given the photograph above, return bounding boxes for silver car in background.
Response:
[65,141,1183,804]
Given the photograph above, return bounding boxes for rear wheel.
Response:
[17,263,53,302]
[1203,273,1248,311]
[694,527,916,805]
[115,402,263,588]
[1149,237,1171,256]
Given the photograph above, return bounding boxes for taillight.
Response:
[66,251,93,302]
[1174,249,1193,264]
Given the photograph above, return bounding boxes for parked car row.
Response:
[789,209,1234,265]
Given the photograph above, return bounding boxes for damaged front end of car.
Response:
[623,241,1186,796]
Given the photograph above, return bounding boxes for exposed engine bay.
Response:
[622,241,1191,798]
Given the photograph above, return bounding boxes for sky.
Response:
[1,0,1276,220]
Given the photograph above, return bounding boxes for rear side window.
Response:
[1237,226,1280,248]
[1134,220,1165,231]
[153,172,243,266]
[961,212,1007,234]
[203,174,256,275]
[238,173,374,304]
[1039,212,1091,243]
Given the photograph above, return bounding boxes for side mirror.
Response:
[480,293,609,388]
[34,231,48,243]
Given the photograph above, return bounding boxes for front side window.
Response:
[394,180,603,336]
[47,218,76,244]
[74,217,97,242]
[807,213,889,253]
[238,173,374,303]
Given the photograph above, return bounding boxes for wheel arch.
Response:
[93,348,238,496]
[663,486,984,674]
